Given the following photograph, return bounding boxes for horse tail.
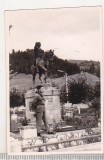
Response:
[31,65,36,75]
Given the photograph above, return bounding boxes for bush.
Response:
[22,118,28,126]
[10,87,25,108]
[80,108,88,113]
[87,82,101,119]
[66,116,98,129]
[60,77,89,104]
[69,78,89,104]
[61,78,101,123]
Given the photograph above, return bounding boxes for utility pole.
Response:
[65,72,69,104]
[58,70,69,104]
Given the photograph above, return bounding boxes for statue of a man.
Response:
[34,42,44,71]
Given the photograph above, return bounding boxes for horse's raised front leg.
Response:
[33,72,36,87]
[39,73,43,84]
[44,71,47,83]
[31,65,36,87]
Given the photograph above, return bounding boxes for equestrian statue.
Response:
[31,42,54,86]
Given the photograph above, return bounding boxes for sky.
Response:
[5,6,102,61]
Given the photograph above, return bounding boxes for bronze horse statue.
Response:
[31,50,54,86]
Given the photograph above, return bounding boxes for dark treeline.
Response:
[83,63,100,77]
[10,49,100,77]
[10,49,34,74]
[9,49,80,77]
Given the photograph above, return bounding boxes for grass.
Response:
[10,72,100,92]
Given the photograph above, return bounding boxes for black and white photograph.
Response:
[5,6,102,153]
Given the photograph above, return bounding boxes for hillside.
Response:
[54,72,100,87]
[69,59,100,66]
[69,59,100,70]
[68,60,85,65]
[10,72,100,92]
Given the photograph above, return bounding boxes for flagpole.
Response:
[58,70,69,104]
[65,72,68,104]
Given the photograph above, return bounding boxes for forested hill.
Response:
[9,49,80,77]
[68,59,100,77]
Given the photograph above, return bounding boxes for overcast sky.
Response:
[5,6,102,61]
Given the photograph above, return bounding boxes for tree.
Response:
[89,97,100,119]
[9,49,80,76]
[95,67,100,77]
[87,81,100,119]
[10,87,25,108]
[60,85,68,103]
[89,62,95,74]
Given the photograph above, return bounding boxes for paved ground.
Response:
[51,142,101,152]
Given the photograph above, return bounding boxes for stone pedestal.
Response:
[10,121,21,133]
[42,84,61,125]
[11,113,18,122]
[20,125,37,139]
[25,83,61,126]
[63,103,74,119]
[25,90,36,121]
[65,111,73,117]
[11,113,20,132]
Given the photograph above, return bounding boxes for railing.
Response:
[21,134,101,152]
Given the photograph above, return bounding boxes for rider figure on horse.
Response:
[32,42,54,85]
[34,42,47,72]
